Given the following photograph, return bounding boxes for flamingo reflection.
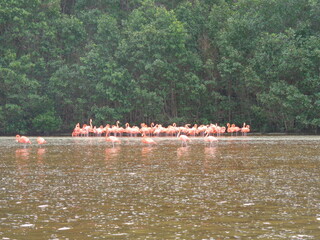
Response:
[141,146,154,159]
[37,148,46,161]
[15,148,31,174]
[177,146,190,158]
[105,147,120,161]
[204,146,217,158]
[15,148,30,160]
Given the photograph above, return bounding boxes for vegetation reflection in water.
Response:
[1,136,320,239]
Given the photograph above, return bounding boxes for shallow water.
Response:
[1,136,320,239]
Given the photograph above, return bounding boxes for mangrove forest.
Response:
[1,0,320,135]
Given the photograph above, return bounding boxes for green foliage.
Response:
[117,1,194,121]
[32,110,62,134]
[1,0,320,134]
[55,15,86,61]
[257,81,312,131]
[3,104,27,134]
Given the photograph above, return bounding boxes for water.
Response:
[1,136,320,239]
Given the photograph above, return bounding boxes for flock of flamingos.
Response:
[15,120,250,147]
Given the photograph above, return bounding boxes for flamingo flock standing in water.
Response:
[69,120,251,147]
[14,121,250,147]
[71,120,250,138]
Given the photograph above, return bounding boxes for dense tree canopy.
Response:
[1,0,320,135]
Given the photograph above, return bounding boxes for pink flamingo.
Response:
[106,136,121,147]
[216,124,226,136]
[188,124,198,136]
[37,137,47,144]
[16,135,31,145]
[110,121,122,137]
[141,138,157,144]
[241,123,250,136]
[72,123,80,136]
[204,135,218,147]
[197,125,207,136]
[232,124,241,135]
[177,131,191,146]
[140,123,152,136]
[227,123,234,135]
[141,134,157,145]
[205,124,217,136]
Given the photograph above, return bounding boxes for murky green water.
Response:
[1,136,320,239]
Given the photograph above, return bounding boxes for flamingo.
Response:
[72,123,80,136]
[197,125,207,136]
[141,134,157,145]
[177,131,191,146]
[216,124,226,136]
[233,124,241,135]
[125,123,132,136]
[111,120,123,137]
[93,125,104,137]
[16,135,31,145]
[81,123,91,137]
[188,124,198,136]
[106,136,121,147]
[154,124,166,137]
[204,135,218,147]
[141,138,157,144]
[227,123,235,135]
[205,124,218,136]
[37,137,47,144]
[140,123,152,136]
[241,123,250,136]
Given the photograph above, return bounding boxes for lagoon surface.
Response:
[1,136,320,239]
